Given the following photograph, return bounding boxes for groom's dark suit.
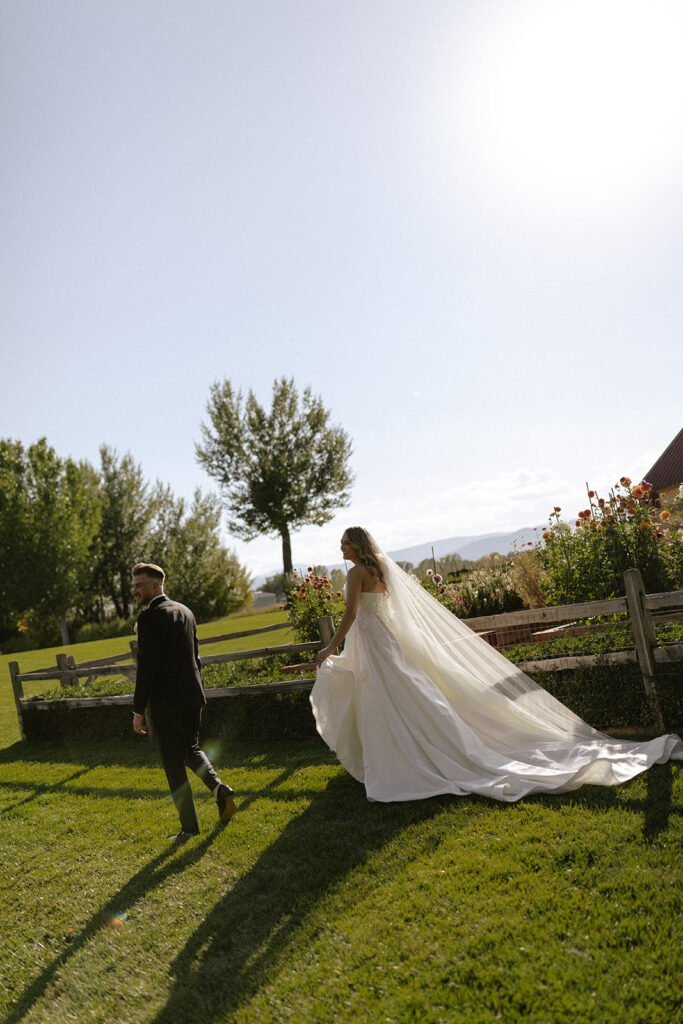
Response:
[133,594,220,833]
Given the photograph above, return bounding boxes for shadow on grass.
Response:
[147,774,451,1024]
[3,828,224,1024]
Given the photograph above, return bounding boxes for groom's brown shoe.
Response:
[216,784,235,824]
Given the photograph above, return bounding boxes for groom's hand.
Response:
[133,713,147,735]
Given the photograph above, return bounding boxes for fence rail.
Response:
[8,615,331,741]
[7,573,683,739]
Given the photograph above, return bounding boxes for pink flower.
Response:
[434,574,442,584]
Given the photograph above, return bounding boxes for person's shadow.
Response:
[149,771,448,1024]
[3,827,224,1024]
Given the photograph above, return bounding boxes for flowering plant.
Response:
[539,478,683,603]
[287,569,346,644]
[421,558,524,618]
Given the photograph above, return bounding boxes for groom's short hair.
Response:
[132,562,166,584]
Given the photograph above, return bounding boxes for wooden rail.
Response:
[8,615,329,741]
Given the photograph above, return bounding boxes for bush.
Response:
[539,478,683,604]
[420,560,524,618]
[74,618,135,643]
[288,570,346,643]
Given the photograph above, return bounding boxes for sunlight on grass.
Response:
[0,625,681,1024]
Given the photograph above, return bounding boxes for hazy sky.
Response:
[2,0,682,578]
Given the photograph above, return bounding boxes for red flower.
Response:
[587,490,595,498]
[554,506,561,513]
[641,480,653,493]
[598,498,605,507]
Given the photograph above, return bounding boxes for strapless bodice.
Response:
[357,591,391,623]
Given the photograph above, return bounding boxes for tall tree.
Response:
[0,438,100,644]
[145,486,252,620]
[95,445,156,619]
[196,378,354,574]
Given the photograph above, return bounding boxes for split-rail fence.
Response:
[8,568,683,739]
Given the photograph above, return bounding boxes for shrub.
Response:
[74,618,135,643]
[288,570,346,643]
[420,559,524,618]
[539,479,683,604]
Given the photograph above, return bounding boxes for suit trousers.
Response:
[151,705,220,832]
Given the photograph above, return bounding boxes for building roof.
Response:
[644,427,683,489]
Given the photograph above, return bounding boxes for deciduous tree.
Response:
[196,378,353,574]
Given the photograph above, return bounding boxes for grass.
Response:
[0,632,681,1023]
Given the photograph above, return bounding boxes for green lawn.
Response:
[0,628,681,1024]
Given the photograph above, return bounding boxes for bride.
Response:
[310,527,683,803]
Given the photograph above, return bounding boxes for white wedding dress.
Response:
[310,554,683,803]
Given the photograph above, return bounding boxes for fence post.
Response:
[56,653,78,690]
[317,616,335,647]
[8,661,26,741]
[623,569,664,731]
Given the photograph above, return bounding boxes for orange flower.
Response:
[639,521,650,531]
[632,485,644,498]
[660,510,671,522]
[620,476,631,487]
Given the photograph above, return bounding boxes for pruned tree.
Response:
[196,378,354,574]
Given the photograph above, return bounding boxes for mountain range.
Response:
[253,525,545,590]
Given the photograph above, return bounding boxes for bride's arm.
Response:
[315,567,362,667]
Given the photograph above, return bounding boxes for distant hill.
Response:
[252,525,545,588]
[386,526,546,566]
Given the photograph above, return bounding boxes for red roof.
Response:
[644,427,683,489]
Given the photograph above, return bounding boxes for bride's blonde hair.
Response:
[345,527,385,584]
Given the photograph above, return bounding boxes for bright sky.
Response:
[2,1,682,579]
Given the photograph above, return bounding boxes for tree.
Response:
[146,487,252,620]
[0,438,100,644]
[95,446,156,619]
[196,377,354,574]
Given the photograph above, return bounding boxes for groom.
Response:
[131,562,234,840]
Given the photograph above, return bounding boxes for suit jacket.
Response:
[133,594,206,715]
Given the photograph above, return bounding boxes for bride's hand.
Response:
[316,645,333,668]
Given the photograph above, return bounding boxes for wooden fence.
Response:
[8,616,336,741]
[7,569,683,739]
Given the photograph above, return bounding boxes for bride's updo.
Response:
[345,527,385,585]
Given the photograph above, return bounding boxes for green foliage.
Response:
[539,478,683,603]
[288,570,346,643]
[145,487,252,620]
[420,558,524,618]
[74,618,136,644]
[94,445,155,619]
[0,438,101,645]
[196,377,354,573]
[503,620,683,663]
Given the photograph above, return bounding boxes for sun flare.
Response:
[444,0,683,215]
